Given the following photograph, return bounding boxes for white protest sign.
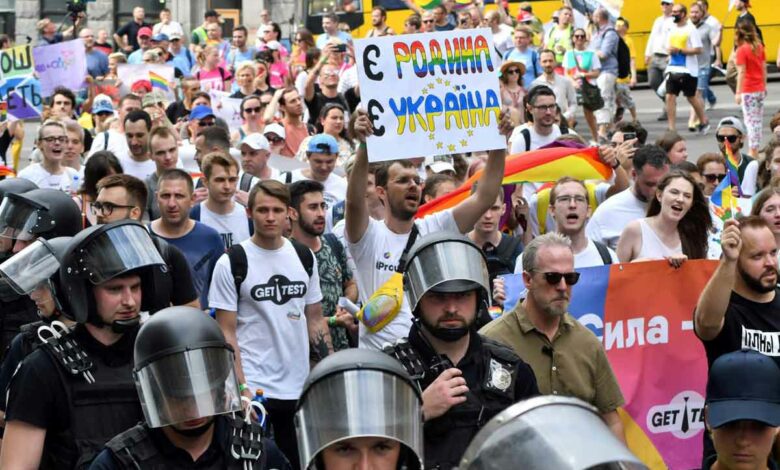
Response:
[355,28,504,162]
[208,90,243,131]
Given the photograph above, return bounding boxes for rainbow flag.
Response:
[416,146,612,219]
[0,165,15,178]
[148,71,169,92]
[710,170,738,221]
[723,142,743,196]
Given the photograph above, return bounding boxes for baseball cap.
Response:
[137,27,153,39]
[142,90,166,107]
[661,0,673,4]
[168,31,182,41]
[517,10,534,23]
[717,116,746,135]
[427,161,456,175]
[151,33,169,42]
[307,134,339,155]
[264,123,286,140]
[92,98,114,115]
[190,105,215,121]
[706,349,780,429]
[240,133,270,152]
[266,40,281,51]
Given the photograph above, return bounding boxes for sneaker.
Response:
[657,111,668,122]
[688,124,697,132]
[707,99,716,111]
[698,122,711,135]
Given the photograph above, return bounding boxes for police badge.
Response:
[489,358,512,392]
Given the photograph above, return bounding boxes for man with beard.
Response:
[695,216,780,469]
[120,110,157,180]
[346,110,512,349]
[384,232,538,469]
[480,233,626,443]
[366,6,396,37]
[289,180,357,351]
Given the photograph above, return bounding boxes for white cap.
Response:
[240,133,270,151]
[263,122,286,139]
[427,161,456,174]
[266,40,281,50]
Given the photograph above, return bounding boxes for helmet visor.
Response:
[0,239,59,296]
[135,347,241,428]
[79,224,165,284]
[0,196,39,241]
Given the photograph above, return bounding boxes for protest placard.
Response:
[116,63,176,101]
[0,45,42,121]
[354,28,504,162]
[208,90,243,131]
[33,39,87,97]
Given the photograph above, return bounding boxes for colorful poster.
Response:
[33,39,87,97]
[0,45,42,121]
[354,29,505,162]
[501,259,718,470]
[116,63,176,102]
[208,90,243,131]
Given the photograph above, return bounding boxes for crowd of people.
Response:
[0,0,778,469]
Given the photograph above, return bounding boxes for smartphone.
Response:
[623,132,636,141]
[334,44,347,53]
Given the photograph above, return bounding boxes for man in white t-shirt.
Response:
[120,109,157,180]
[345,110,513,349]
[664,3,710,134]
[587,145,671,249]
[289,133,348,213]
[191,152,251,249]
[18,120,79,192]
[209,179,331,469]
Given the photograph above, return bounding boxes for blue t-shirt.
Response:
[150,222,224,309]
[85,49,109,78]
[503,47,541,90]
[170,48,195,77]
[227,47,257,68]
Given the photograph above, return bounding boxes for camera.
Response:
[66,0,87,21]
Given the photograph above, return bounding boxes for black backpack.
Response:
[609,28,631,80]
[485,235,523,286]
[227,239,314,298]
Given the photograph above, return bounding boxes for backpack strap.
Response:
[594,241,613,265]
[323,233,345,268]
[289,239,315,278]
[227,243,248,300]
[282,171,293,184]
[102,131,109,151]
[239,172,254,192]
[521,128,532,152]
[396,223,419,273]
[495,234,522,263]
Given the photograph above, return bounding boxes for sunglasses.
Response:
[573,34,586,39]
[244,106,263,114]
[423,19,434,23]
[198,119,216,127]
[266,135,283,143]
[506,69,521,75]
[703,173,727,183]
[716,134,739,143]
[535,271,581,286]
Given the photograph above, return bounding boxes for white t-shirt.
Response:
[514,238,618,272]
[741,160,759,197]
[119,156,157,181]
[198,202,251,249]
[586,188,648,250]
[208,238,322,399]
[88,129,130,161]
[666,23,702,76]
[289,170,348,210]
[17,164,79,192]
[347,210,460,349]
[492,24,515,61]
[508,124,562,155]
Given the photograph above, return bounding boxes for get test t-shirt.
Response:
[198,202,251,249]
[347,210,460,349]
[209,238,322,399]
[666,23,702,76]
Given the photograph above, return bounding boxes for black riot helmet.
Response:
[0,178,37,201]
[58,220,167,329]
[402,232,491,341]
[133,306,242,428]
[296,349,424,470]
[0,188,82,242]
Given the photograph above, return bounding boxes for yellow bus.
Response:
[301,0,778,72]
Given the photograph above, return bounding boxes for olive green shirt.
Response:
[479,303,624,414]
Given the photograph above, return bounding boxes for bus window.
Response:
[308,0,363,15]
[375,0,409,11]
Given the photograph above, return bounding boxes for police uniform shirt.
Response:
[480,303,625,414]
[5,325,139,433]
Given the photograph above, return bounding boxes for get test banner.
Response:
[502,260,718,470]
[354,29,505,162]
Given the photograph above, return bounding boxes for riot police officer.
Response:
[295,348,424,470]
[0,187,81,358]
[458,396,645,470]
[384,232,539,469]
[89,306,291,469]
[0,220,169,469]
[0,177,37,263]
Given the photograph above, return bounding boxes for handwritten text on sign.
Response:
[0,45,42,121]
[355,29,505,162]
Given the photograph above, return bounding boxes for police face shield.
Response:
[0,239,60,299]
[75,223,165,285]
[134,347,241,428]
[404,237,489,312]
[0,196,40,242]
[296,368,423,470]
[459,397,647,470]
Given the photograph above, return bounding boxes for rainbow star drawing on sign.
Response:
[149,71,169,92]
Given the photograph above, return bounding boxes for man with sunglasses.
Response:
[715,116,753,184]
[304,47,351,127]
[481,233,626,442]
[421,11,436,33]
[386,232,538,469]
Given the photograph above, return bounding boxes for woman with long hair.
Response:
[195,45,231,92]
[74,151,122,227]
[563,28,601,142]
[499,61,526,124]
[754,138,780,192]
[291,28,315,77]
[617,170,712,265]
[735,21,767,158]
[296,103,353,165]
[751,186,780,251]
[230,62,257,99]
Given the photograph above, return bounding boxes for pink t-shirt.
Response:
[269,61,289,88]
[196,67,231,92]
